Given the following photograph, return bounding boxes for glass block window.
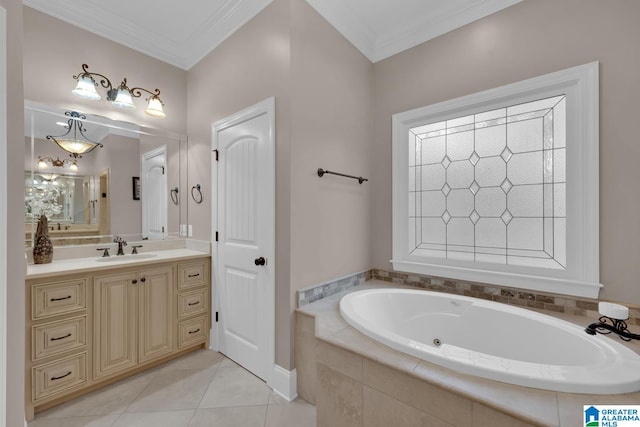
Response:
[408,96,566,269]
[392,62,600,298]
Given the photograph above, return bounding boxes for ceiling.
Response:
[23,0,523,70]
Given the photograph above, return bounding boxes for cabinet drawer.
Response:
[178,261,208,290]
[178,288,208,319]
[32,279,86,320]
[33,316,86,361]
[178,316,208,349]
[32,353,87,402]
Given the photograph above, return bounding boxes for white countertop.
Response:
[27,248,211,280]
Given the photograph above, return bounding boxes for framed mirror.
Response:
[24,101,188,247]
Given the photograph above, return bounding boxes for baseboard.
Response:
[269,365,297,402]
[209,328,218,351]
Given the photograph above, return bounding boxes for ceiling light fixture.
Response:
[72,63,167,118]
[46,111,103,158]
[38,156,79,171]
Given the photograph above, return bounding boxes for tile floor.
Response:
[29,349,316,427]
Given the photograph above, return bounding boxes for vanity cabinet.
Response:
[26,256,211,420]
[177,261,210,349]
[28,277,89,404]
[93,265,175,379]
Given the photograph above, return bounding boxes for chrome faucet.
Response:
[114,235,127,255]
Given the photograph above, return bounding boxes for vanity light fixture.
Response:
[38,156,79,171]
[72,63,167,118]
[46,111,103,158]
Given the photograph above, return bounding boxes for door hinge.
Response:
[162,166,165,174]
[162,226,165,233]
[215,231,219,242]
[213,149,219,161]
[215,312,219,322]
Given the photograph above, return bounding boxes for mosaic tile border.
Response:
[297,270,372,307]
[297,267,640,326]
[371,268,640,326]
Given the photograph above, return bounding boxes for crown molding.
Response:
[305,0,523,63]
[23,0,273,70]
[303,0,377,60]
[23,0,522,68]
[372,0,524,62]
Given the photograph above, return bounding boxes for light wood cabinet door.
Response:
[94,272,138,379]
[178,261,207,290]
[32,278,86,320]
[178,316,208,349]
[32,316,86,361]
[32,353,87,402]
[138,266,175,363]
[177,288,208,320]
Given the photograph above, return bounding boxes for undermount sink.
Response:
[95,253,157,262]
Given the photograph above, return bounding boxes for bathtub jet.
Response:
[340,288,640,394]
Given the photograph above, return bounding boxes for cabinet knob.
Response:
[140,277,146,282]
[254,257,266,266]
[132,279,137,284]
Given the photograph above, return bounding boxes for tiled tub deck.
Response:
[295,280,640,427]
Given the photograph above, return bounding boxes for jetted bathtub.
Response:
[339,288,640,394]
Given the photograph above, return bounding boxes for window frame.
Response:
[391,62,600,298]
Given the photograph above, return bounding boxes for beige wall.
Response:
[188,0,373,368]
[22,5,189,241]
[93,134,141,235]
[187,0,292,367]
[289,1,372,297]
[1,0,25,425]
[22,7,187,134]
[371,0,640,304]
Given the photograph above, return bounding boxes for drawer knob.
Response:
[50,333,72,341]
[187,301,200,306]
[51,371,72,381]
[188,273,200,278]
[188,328,200,334]
[50,295,72,302]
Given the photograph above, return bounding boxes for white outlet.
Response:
[188,224,193,237]
[179,224,187,237]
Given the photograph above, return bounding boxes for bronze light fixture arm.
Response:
[37,156,78,170]
[72,63,167,117]
[129,85,162,100]
[73,63,119,101]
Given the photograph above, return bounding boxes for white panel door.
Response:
[212,98,275,382]
[141,146,167,240]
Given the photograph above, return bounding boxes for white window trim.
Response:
[392,62,600,298]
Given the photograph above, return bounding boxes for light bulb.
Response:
[72,75,101,100]
[112,87,136,110]
[145,96,166,118]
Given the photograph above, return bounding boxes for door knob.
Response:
[254,257,266,266]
